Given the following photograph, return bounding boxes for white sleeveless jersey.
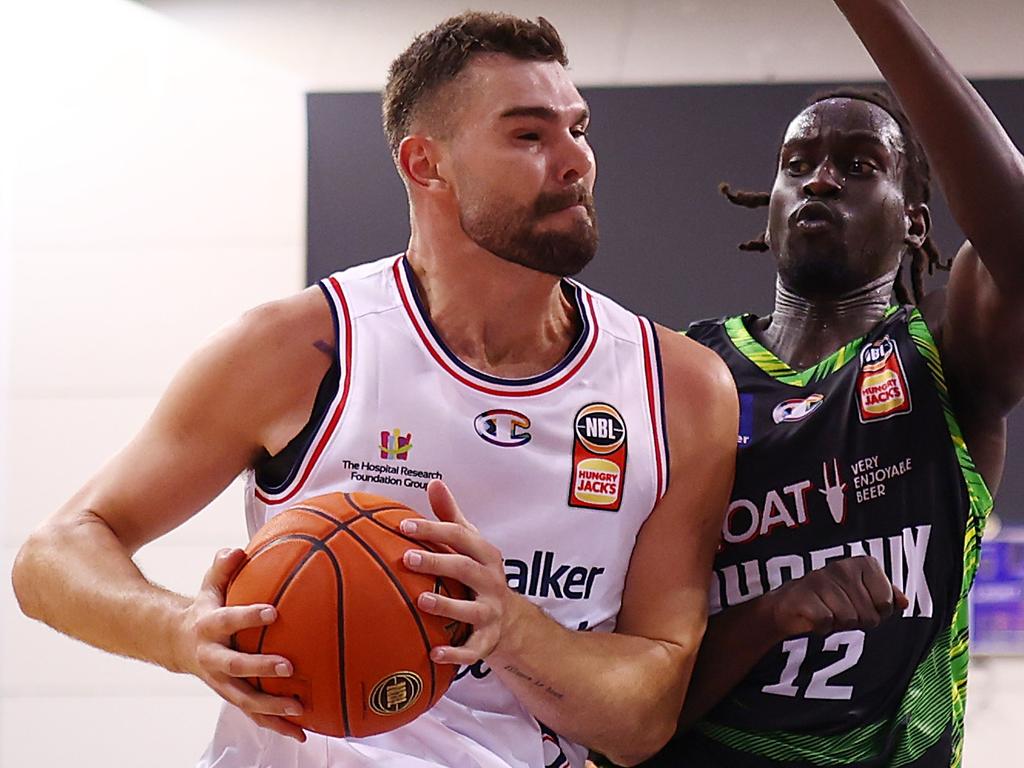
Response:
[199,255,669,768]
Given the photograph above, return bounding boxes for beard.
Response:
[458,184,599,277]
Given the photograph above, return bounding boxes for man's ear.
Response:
[905,202,931,249]
[398,135,448,191]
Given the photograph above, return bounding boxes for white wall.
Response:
[2,1,1022,765]
[2,0,304,764]
[142,0,1024,88]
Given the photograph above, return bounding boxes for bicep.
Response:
[942,241,1024,417]
[616,350,737,647]
[57,297,332,552]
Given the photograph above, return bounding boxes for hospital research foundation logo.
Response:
[379,428,412,460]
[568,403,627,511]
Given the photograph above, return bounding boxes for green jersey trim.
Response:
[905,309,993,768]
[696,627,954,766]
[723,307,900,388]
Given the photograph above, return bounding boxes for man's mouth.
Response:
[793,201,838,230]
[537,187,593,217]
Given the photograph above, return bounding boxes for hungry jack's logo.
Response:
[379,428,413,460]
[569,403,627,511]
[857,336,912,423]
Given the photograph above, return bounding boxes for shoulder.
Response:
[226,284,335,406]
[654,323,738,457]
[157,286,335,456]
[655,324,735,404]
[233,285,334,357]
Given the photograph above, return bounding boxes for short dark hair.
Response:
[382,12,568,156]
[721,86,950,304]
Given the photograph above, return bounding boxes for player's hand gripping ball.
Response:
[225,492,471,738]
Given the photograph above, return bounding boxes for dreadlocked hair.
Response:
[721,86,953,304]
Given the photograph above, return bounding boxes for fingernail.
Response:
[432,647,446,661]
[275,662,292,676]
[285,703,303,716]
[400,519,418,534]
[406,551,422,567]
[260,607,276,622]
[419,593,436,608]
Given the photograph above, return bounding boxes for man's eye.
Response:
[849,159,874,174]
[786,159,810,174]
[518,132,541,141]
[571,127,588,139]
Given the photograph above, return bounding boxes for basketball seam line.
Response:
[244,532,352,736]
[343,523,440,706]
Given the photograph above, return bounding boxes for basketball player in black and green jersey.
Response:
[646,1,1024,767]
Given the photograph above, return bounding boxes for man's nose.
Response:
[802,161,842,197]
[556,133,593,185]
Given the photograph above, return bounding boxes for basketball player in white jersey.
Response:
[12,12,736,767]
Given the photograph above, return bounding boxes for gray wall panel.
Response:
[307,81,1024,521]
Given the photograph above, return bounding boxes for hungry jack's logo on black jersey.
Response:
[568,403,627,511]
[857,336,912,422]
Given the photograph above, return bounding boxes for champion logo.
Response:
[773,393,825,424]
[474,410,532,447]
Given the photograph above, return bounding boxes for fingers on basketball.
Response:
[224,491,471,738]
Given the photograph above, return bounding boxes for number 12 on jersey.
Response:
[762,630,865,700]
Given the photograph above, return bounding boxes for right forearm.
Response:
[12,510,190,672]
[678,595,784,729]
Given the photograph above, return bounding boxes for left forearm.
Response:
[835,0,1024,268]
[489,597,692,765]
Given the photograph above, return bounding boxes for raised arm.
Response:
[11,287,333,741]
[834,0,1024,486]
[403,329,737,765]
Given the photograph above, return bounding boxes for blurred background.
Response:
[2,1,1022,764]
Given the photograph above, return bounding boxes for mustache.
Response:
[533,185,595,216]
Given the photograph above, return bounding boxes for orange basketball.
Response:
[225,491,471,738]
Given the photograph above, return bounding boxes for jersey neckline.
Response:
[392,255,599,397]
[724,306,900,388]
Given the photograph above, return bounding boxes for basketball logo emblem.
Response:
[574,404,626,454]
[369,671,424,715]
[568,403,628,511]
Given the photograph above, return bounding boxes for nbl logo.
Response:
[569,403,627,511]
[574,404,626,454]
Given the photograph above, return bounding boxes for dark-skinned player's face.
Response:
[767,98,912,298]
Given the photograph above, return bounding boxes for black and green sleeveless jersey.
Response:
[649,307,992,768]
